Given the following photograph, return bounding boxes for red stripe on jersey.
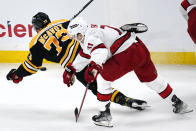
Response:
[110,32,131,55]
[87,43,93,50]
[136,36,144,44]
[159,84,173,99]
[97,92,112,101]
[181,0,191,10]
[79,49,91,59]
[100,25,122,35]
[90,43,107,54]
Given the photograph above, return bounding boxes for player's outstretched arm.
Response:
[6,50,44,84]
[6,69,23,84]
[6,63,35,84]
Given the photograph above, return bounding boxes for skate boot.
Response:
[111,91,150,110]
[92,103,113,127]
[171,95,193,114]
[125,97,150,110]
[120,23,148,33]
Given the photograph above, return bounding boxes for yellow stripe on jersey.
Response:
[65,41,80,67]
[59,39,75,64]
[110,90,119,102]
[22,61,37,74]
[26,58,41,69]
[22,57,42,74]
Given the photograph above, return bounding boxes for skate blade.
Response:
[179,108,193,114]
[93,121,113,128]
[132,103,151,109]
[178,103,194,114]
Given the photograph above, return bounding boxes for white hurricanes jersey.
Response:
[81,24,137,65]
[188,0,196,4]
[180,0,196,20]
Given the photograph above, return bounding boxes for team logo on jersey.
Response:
[87,43,93,50]
[91,24,98,28]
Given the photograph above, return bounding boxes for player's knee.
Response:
[187,9,196,43]
[188,28,196,44]
[144,76,168,93]
[97,75,112,94]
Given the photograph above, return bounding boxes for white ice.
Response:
[0,63,196,131]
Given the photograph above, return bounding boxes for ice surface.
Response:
[0,63,196,131]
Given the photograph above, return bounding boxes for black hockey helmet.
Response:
[32,12,51,30]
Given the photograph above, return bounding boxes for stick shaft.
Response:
[70,0,94,21]
[77,85,88,119]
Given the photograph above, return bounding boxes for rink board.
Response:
[0,51,52,63]
[0,51,196,64]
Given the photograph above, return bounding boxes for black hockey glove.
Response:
[120,23,148,33]
[6,69,23,84]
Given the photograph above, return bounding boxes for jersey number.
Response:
[44,29,69,56]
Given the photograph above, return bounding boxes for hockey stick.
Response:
[74,84,89,122]
[70,0,94,21]
[69,0,93,122]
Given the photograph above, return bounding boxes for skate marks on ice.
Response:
[0,64,196,130]
[0,103,195,130]
[110,102,195,130]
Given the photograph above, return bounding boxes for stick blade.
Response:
[40,67,47,71]
[74,107,79,122]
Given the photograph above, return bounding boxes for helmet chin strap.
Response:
[80,35,85,43]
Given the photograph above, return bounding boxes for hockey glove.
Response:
[63,63,76,87]
[6,69,23,84]
[120,23,148,33]
[85,61,102,84]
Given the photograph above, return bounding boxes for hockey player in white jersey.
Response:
[180,0,196,44]
[67,17,193,127]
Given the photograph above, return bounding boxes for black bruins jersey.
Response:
[16,19,80,77]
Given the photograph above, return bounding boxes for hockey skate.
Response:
[120,23,148,33]
[92,103,113,127]
[125,97,150,110]
[112,91,150,111]
[172,95,193,114]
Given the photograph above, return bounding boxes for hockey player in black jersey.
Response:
[6,12,148,111]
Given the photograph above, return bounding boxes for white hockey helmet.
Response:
[67,17,88,37]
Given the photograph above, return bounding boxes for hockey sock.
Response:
[159,84,177,104]
[110,90,127,106]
